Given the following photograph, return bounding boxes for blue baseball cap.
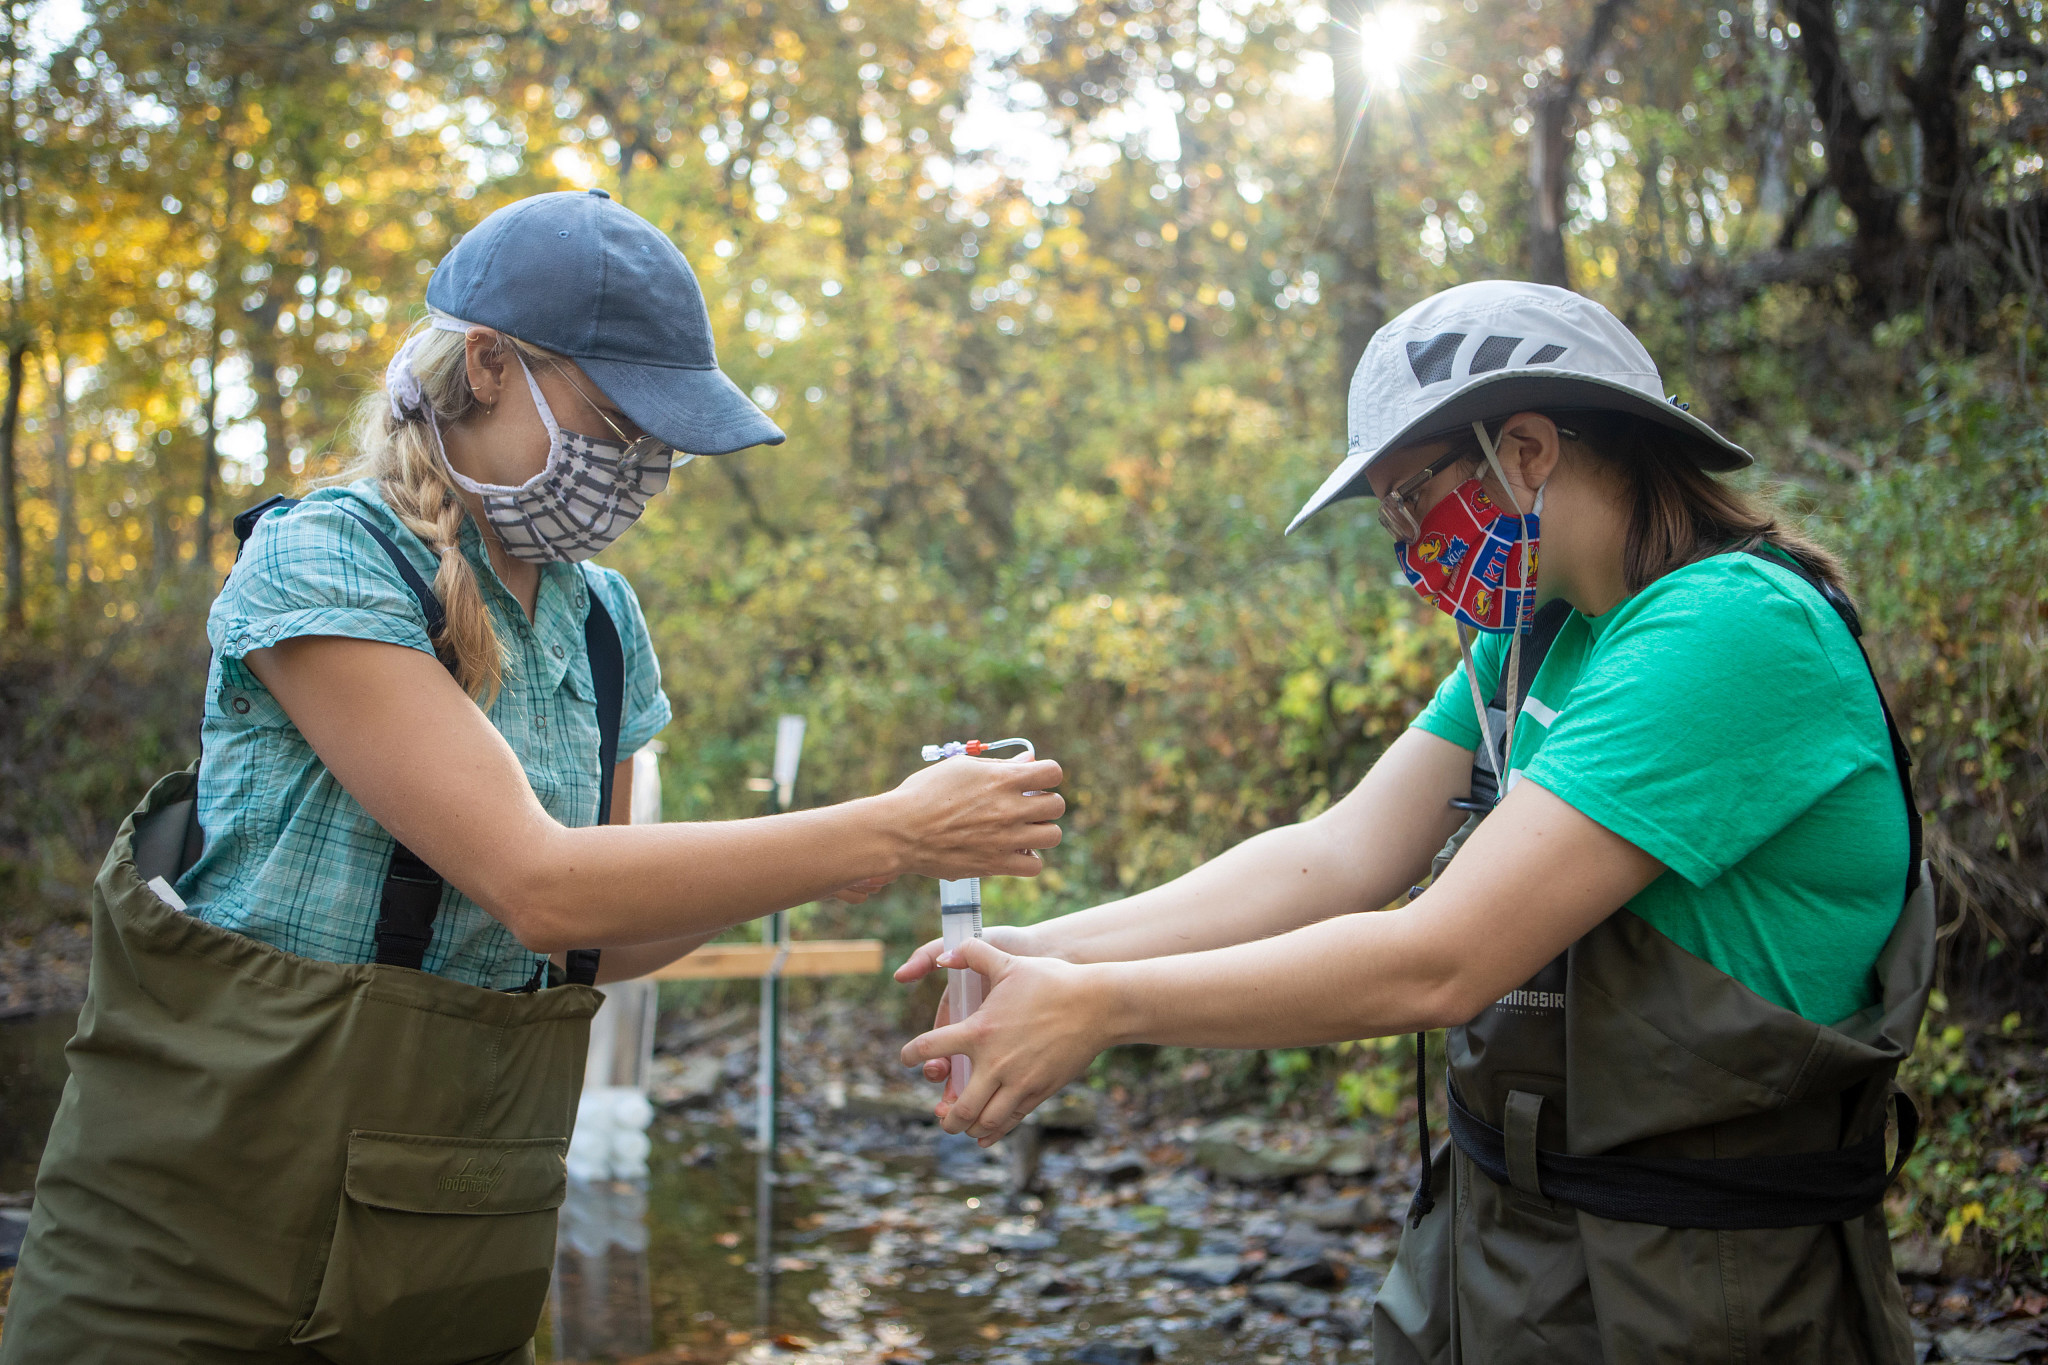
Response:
[426,189,784,456]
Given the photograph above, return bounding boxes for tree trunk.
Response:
[195,93,240,563]
[1786,0,1906,304]
[1895,0,1971,247]
[1327,0,1384,400]
[0,340,25,630]
[47,347,70,591]
[196,310,225,566]
[1528,86,1575,287]
[242,265,293,488]
[1526,0,1632,291]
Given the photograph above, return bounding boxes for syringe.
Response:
[920,737,1035,1102]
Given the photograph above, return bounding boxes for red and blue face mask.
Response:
[1395,479,1541,633]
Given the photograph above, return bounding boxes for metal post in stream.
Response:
[755,713,804,1328]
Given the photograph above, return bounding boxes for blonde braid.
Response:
[324,324,534,707]
[378,428,507,706]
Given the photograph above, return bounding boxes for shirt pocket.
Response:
[530,668,602,829]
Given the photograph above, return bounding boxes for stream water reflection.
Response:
[539,1109,1387,1365]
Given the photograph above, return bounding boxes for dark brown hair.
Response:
[1438,411,1847,597]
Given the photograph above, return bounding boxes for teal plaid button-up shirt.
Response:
[176,479,672,989]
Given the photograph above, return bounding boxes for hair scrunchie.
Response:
[383,308,485,425]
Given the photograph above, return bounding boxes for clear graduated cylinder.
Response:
[920,736,1035,1104]
[939,878,983,1100]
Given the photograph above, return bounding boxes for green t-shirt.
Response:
[1412,552,1908,1025]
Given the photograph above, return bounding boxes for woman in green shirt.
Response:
[898,281,1930,1363]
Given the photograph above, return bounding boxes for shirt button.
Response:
[231,695,251,715]
[551,644,565,660]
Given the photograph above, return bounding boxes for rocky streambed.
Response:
[539,998,1419,1364]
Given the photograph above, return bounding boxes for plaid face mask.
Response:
[441,350,673,564]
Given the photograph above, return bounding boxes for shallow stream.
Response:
[541,1102,1391,1364]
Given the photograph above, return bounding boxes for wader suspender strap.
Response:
[1409,597,1574,1227]
[1424,546,1926,1230]
[233,495,625,987]
[565,586,626,988]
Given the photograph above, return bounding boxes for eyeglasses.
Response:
[1374,423,1578,542]
[1376,449,1472,543]
[546,360,696,470]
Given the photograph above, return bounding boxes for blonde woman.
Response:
[1,190,1063,1365]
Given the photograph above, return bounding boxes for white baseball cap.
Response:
[1287,280,1750,533]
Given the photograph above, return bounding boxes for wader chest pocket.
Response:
[293,1131,569,1365]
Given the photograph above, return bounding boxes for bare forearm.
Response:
[1041,820,1385,965]
[1098,903,1465,1048]
[483,797,909,952]
[594,930,719,983]
[1039,728,1472,966]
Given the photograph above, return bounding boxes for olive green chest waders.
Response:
[0,498,624,1365]
[1373,555,1935,1365]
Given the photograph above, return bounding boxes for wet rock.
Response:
[990,1228,1061,1254]
[1017,1266,1082,1296]
[649,1052,721,1106]
[1257,1254,1340,1289]
[1937,1325,2046,1362]
[1072,1342,1157,1365]
[1192,1117,1329,1183]
[1163,1254,1245,1286]
[936,1131,995,1178]
[1328,1304,1370,1340]
[1295,1192,1380,1230]
[1250,1281,1333,1320]
[1080,1152,1148,1183]
[1203,1301,1248,1333]
[1943,1240,1999,1279]
[1889,1232,1944,1279]
[1322,1133,1376,1177]
[842,1086,938,1123]
[1239,1211,1288,1240]
[655,1005,751,1055]
[1147,1170,1212,1214]
[1268,1220,1336,1260]
[1036,1086,1102,1134]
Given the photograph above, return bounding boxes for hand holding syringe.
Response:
[919,738,1036,1102]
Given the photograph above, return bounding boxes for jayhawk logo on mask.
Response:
[1413,532,1469,572]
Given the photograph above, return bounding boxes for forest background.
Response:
[0,0,2043,1275]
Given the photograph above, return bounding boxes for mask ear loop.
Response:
[1469,419,1540,792]
[436,342,561,498]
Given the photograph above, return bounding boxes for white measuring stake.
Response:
[939,878,983,1100]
